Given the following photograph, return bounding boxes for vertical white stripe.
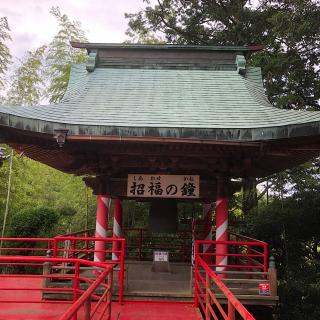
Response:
[95,221,107,237]
[215,199,223,208]
[113,219,122,237]
[216,220,228,241]
[112,253,119,261]
[101,196,109,207]
[216,256,228,272]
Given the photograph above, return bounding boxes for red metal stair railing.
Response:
[197,237,268,273]
[194,254,255,320]
[53,236,126,305]
[0,236,126,305]
[59,261,113,320]
[194,238,270,320]
[0,256,113,320]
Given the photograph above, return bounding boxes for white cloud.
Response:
[0,0,147,60]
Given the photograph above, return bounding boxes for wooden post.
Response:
[268,256,277,296]
[42,250,52,288]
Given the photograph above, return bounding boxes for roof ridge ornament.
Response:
[86,51,98,72]
[54,129,69,148]
[236,55,246,75]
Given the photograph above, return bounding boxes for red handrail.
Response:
[0,236,126,305]
[60,228,192,262]
[194,255,255,320]
[53,236,125,305]
[59,265,113,320]
[196,239,268,272]
[0,256,113,320]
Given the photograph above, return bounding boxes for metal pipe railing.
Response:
[194,255,255,320]
[0,256,113,320]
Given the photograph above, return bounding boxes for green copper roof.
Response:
[1,55,320,141]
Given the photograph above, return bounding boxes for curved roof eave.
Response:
[1,64,320,143]
[1,111,320,142]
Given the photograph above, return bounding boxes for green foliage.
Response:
[126,0,262,45]
[126,0,320,110]
[0,7,94,239]
[0,16,11,92]
[241,185,320,319]
[46,6,87,103]
[6,46,46,106]
[9,207,58,238]
[0,148,97,237]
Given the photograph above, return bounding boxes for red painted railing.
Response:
[61,228,267,267]
[63,227,192,262]
[0,236,126,304]
[194,254,255,320]
[53,236,126,305]
[197,236,268,272]
[0,256,113,320]
[0,237,54,256]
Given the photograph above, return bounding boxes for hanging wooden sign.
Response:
[127,174,200,198]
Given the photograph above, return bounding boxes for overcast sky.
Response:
[0,0,148,62]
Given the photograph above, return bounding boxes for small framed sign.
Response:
[154,251,169,262]
[259,283,270,295]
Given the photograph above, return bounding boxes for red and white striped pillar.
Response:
[94,195,111,263]
[215,180,229,272]
[112,198,123,261]
[202,203,213,263]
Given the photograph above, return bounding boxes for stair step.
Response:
[123,291,193,302]
[221,278,268,284]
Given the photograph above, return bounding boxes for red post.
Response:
[194,240,199,307]
[263,243,268,273]
[202,203,213,264]
[53,238,58,258]
[73,261,80,320]
[215,180,229,274]
[118,238,126,305]
[112,198,123,261]
[71,240,76,259]
[94,195,111,263]
[107,270,113,318]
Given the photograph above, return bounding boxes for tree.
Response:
[0,8,95,239]
[6,45,46,106]
[46,6,87,103]
[126,2,320,318]
[243,188,320,320]
[9,207,59,238]
[126,0,320,110]
[0,17,11,95]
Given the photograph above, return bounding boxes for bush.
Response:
[9,207,59,238]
